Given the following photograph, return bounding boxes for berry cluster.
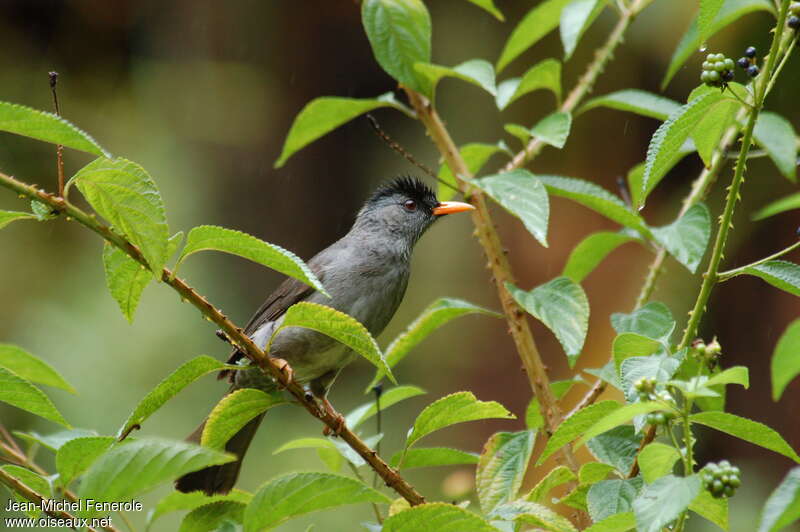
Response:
[735,46,760,78]
[691,337,722,369]
[634,379,677,426]
[789,2,800,29]
[702,461,742,499]
[701,53,735,86]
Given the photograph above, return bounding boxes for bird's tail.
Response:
[175,411,265,495]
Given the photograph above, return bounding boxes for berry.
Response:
[724,58,735,70]
[702,461,742,499]
[722,70,735,82]
[747,65,760,78]
[744,46,757,58]
[701,52,736,87]
[789,15,800,29]
[737,57,750,69]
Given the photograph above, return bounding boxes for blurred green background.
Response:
[1,1,798,530]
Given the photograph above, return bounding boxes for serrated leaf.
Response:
[560,0,607,60]
[273,437,344,472]
[772,319,800,401]
[180,501,246,532]
[692,98,740,167]
[588,478,641,522]
[13,428,97,452]
[741,260,800,297]
[1,465,51,518]
[389,447,479,469]
[577,402,664,447]
[578,90,682,121]
[202,388,287,450]
[476,431,535,513]
[176,225,327,295]
[348,385,426,427]
[361,0,432,94]
[415,59,496,100]
[384,503,500,531]
[620,354,682,403]
[752,192,800,221]
[633,475,701,532]
[611,301,675,341]
[690,490,729,530]
[0,101,108,156]
[278,302,394,383]
[30,200,56,221]
[243,472,389,531]
[406,392,514,448]
[78,438,234,510]
[56,436,115,487]
[496,0,572,72]
[490,500,578,532]
[507,277,589,365]
[537,401,621,465]
[613,333,663,373]
[758,467,800,532]
[118,355,229,438]
[651,203,711,272]
[587,425,642,474]
[638,442,680,483]
[525,466,576,503]
[662,0,774,88]
[0,368,70,427]
[71,157,169,277]
[0,210,35,230]
[627,140,696,207]
[698,0,726,42]
[526,378,582,430]
[368,298,498,390]
[0,344,74,393]
[530,111,572,149]
[473,170,550,246]
[754,112,798,182]
[584,512,636,532]
[496,59,561,110]
[437,143,502,201]
[690,411,800,462]
[563,231,639,282]
[466,0,504,20]
[148,490,252,529]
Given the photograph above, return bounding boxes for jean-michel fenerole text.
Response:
[4,498,143,514]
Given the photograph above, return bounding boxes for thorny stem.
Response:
[48,71,65,198]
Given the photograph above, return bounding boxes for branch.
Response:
[0,172,425,507]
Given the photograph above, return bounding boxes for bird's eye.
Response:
[403,199,417,212]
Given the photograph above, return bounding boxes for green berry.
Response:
[724,58,735,70]
[729,476,741,488]
[708,70,721,82]
[724,485,735,497]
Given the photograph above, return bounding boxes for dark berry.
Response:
[744,46,757,58]
[747,65,760,77]
[789,15,800,29]
[722,70,735,82]
[737,57,750,69]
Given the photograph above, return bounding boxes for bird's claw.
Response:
[272,358,294,388]
[320,397,346,437]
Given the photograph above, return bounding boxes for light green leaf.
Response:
[496,59,562,110]
[537,175,649,234]
[390,447,479,469]
[662,0,774,88]
[71,157,169,277]
[472,170,550,246]
[30,200,56,221]
[369,298,499,390]
[278,302,394,383]
[490,500,578,532]
[537,401,621,465]
[12,428,96,452]
[415,59,496,99]
[0,344,74,393]
[692,98,740,167]
[78,439,234,509]
[384,503,500,532]
[1,465,51,518]
[406,391,514,448]
[117,355,229,438]
[507,277,589,365]
[583,512,636,532]
[752,192,800,221]
[633,475,702,532]
[586,425,642,474]
[496,0,571,72]
[580,461,616,484]
[690,490,729,530]
[772,319,800,401]
[754,112,798,182]
[705,365,749,389]
[244,472,390,531]
[651,203,712,273]
[361,0,431,94]
[273,437,345,472]
[560,0,607,60]
[176,225,327,295]
[466,0,504,20]
[148,490,252,529]
[180,501,246,532]
[437,143,503,201]
[588,479,641,522]
[691,411,800,462]
[525,465,577,503]
[0,210,35,230]
[563,231,639,282]
[526,378,583,430]
[758,467,800,532]
[0,368,70,427]
[530,111,572,149]
[576,402,664,447]
[611,301,675,341]
[627,139,696,207]
[202,388,288,450]
[638,442,680,483]
[613,333,663,373]
[578,90,682,121]
[0,101,108,156]
[349,385,426,428]
[698,0,726,43]
[741,260,800,297]
[56,436,115,487]
[505,123,532,146]
[476,431,536,513]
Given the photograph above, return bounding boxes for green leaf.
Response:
[496,59,562,110]
[560,0,607,60]
[175,225,327,295]
[772,319,800,401]
[691,98,740,167]
[349,386,426,427]
[472,170,549,246]
[507,277,589,365]
[389,447,479,469]
[563,231,639,282]
[633,475,702,532]
[705,365,749,389]
[117,355,229,438]
[278,302,394,383]
[578,90,682,121]
[0,367,70,427]
[361,0,431,94]
[244,472,389,531]
[406,391,514,448]
[576,402,664,447]
[490,500,578,532]
[754,112,798,182]
[415,59,496,100]
[620,354,682,402]
[55,436,115,487]
[586,426,642,474]
[537,175,649,234]
[180,501,246,532]
[638,442,680,483]
[30,200,56,221]
[613,333,663,373]
[148,490,252,529]
[662,0,774,88]
[78,438,234,509]
[437,143,502,201]
[0,101,108,157]
[612,301,676,341]
[698,0,726,43]
[466,0,504,20]
[525,465,577,503]
[273,437,344,472]
[0,210,35,230]
[71,157,169,277]
[753,192,800,221]
[530,111,572,149]
[580,461,616,484]
[651,203,711,273]
[496,0,571,72]
[102,243,152,323]
[12,429,97,453]
[690,490,729,530]
[627,140,696,207]
[537,400,621,465]
[368,298,499,390]
[476,431,536,513]
[1,465,51,518]
[526,378,583,430]
[741,260,800,297]
[690,411,800,462]
[588,479,641,522]
[202,388,288,450]
[0,344,74,393]
[384,503,500,532]
[758,467,800,532]
[583,512,636,532]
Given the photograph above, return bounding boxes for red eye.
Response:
[403,199,417,212]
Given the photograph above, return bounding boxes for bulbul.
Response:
[176,177,474,494]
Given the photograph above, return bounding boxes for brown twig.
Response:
[0,468,92,531]
[48,72,65,198]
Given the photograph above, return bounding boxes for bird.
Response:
[175,176,474,495]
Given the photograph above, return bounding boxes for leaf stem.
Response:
[717,240,800,281]
[48,71,65,199]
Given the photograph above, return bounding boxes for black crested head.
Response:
[367,176,438,213]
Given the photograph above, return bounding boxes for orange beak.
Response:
[432,201,475,216]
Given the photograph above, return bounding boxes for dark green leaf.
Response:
[758,467,800,532]
[754,112,798,182]
[102,243,152,323]
[772,319,800,401]
[0,344,74,393]
[741,260,800,297]
[633,475,702,532]
[496,59,562,110]
[437,143,502,201]
[415,59,496,100]
[578,90,682,121]
[587,425,642,474]
[560,0,607,60]
[390,447,479,469]
[753,192,800,221]
[148,490,252,529]
[690,411,800,462]
[0,368,70,427]
[588,478,641,522]
[627,140,696,207]
[472,170,549,246]
[0,210,35,230]
[691,98,740,167]
[496,0,571,72]
[530,111,572,149]
[55,436,115,487]
[563,231,639,282]
[383,503,500,532]
[490,500,578,532]
[611,301,675,341]
[180,501,246,532]
[202,388,288,450]
[698,0,726,43]
[476,431,535,513]
[537,401,621,465]
[465,0,505,20]
[651,203,712,273]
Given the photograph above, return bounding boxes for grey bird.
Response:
[175,177,474,494]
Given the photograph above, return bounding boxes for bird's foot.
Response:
[271,358,294,387]
[320,397,346,437]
